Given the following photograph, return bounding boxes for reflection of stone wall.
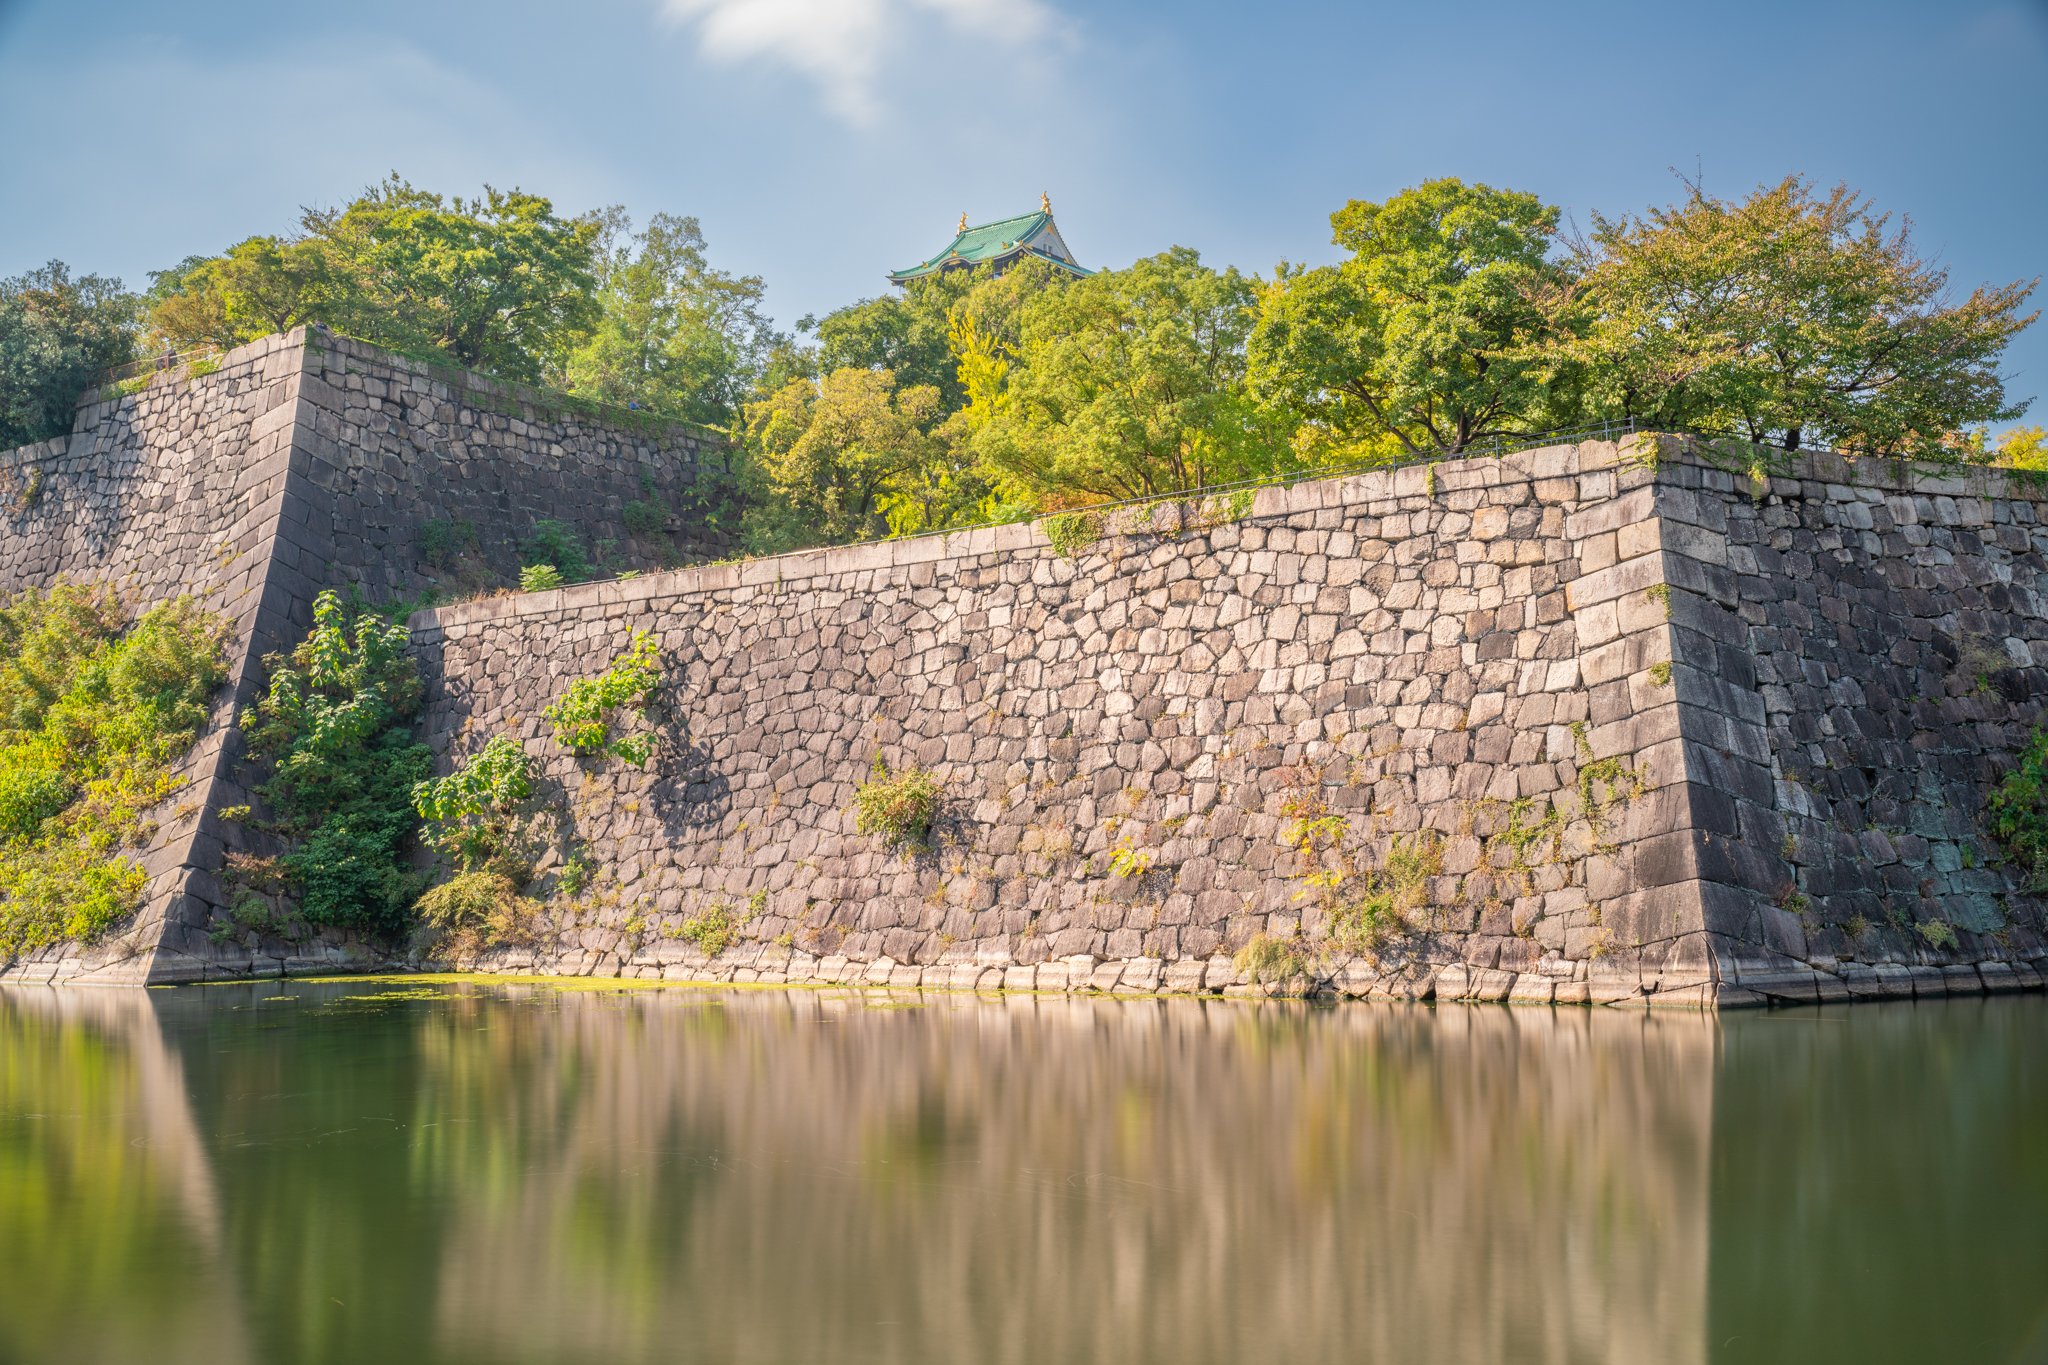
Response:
[1708,1000,2048,1360]
[0,329,723,984]
[411,990,1712,1365]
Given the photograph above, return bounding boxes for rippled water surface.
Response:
[1,980,2044,1365]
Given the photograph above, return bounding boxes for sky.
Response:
[2,0,2045,419]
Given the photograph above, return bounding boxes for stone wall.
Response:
[1654,443,2048,1003]
[0,329,724,983]
[401,437,2048,1008]
[399,440,1671,1003]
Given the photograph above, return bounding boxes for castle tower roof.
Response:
[888,196,1092,285]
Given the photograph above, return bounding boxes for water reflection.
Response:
[0,983,2041,1364]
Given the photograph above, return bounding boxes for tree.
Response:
[1987,426,2047,471]
[810,258,1067,413]
[1249,178,1571,458]
[813,277,972,407]
[564,210,780,430]
[1560,176,2037,454]
[0,262,139,448]
[742,367,943,546]
[308,176,600,380]
[148,175,602,383]
[144,237,328,352]
[974,247,1287,505]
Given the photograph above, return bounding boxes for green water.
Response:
[0,981,2043,1365]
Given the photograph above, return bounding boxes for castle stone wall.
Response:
[0,329,726,983]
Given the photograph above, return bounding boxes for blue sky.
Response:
[3,0,2044,419]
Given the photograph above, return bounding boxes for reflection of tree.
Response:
[419,992,1715,1365]
[0,989,250,1365]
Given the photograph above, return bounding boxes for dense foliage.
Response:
[150,176,601,381]
[0,585,228,957]
[1554,176,2035,453]
[852,758,942,851]
[241,591,434,935]
[1250,179,1570,458]
[0,263,139,447]
[1988,727,2048,893]
[411,734,544,952]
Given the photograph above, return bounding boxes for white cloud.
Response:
[657,0,1067,125]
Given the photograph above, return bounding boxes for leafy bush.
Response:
[412,734,536,876]
[417,518,478,568]
[0,584,229,956]
[676,899,746,956]
[853,758,942,850]
[524,519,589,581]
[241,590,433,936]
[543,629,662,766]
[622,496,667,537]
[1234,932,1310,985]
[1041,510,1102,558]
[415,869,539,952]
[1917,920,1959,952]
[1988,726,2048,891]
[519,563,565,592]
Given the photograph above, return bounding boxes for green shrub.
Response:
[415,869,539,952]
[1041,510,1103,559]
[519,563,564,592]
[677,898,746,956]
[543,629,662,766]
[241,590,434,936]
[1234,932,1309,985]
[524,519,589,582]
[0,584,229,956]
[1917,919,1959,952]
[1988,726,2048,891]
[853,758,942,850]
[412,734,536,876]
[622,497,667,537]
[418,518,478,568]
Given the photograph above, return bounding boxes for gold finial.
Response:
[958,211,969,233]
[1040,191,1052,214]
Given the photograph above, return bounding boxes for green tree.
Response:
[148,175,602,382]
[1248,178,1570,458]
[564,210,780,430]
[0,263,139,447]
[743,367,943,546]
[975,247,1286,505]
[1560,176,2037,453]
[143,237,328,353]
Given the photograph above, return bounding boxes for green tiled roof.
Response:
[889,210,1092,283]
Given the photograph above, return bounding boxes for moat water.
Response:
[1,980,2043,1365]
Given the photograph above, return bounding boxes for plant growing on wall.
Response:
[411,733,545,953]
[412,734,535,873]
[853,757,942,851]
[1987,726,2048,893]
[519,564,565,592]
[543,629,662,766]
[241,590,435,937]
[0,584,229,957]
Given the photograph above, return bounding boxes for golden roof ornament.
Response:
[958,211,969,233]
[1040,191,1052,214]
